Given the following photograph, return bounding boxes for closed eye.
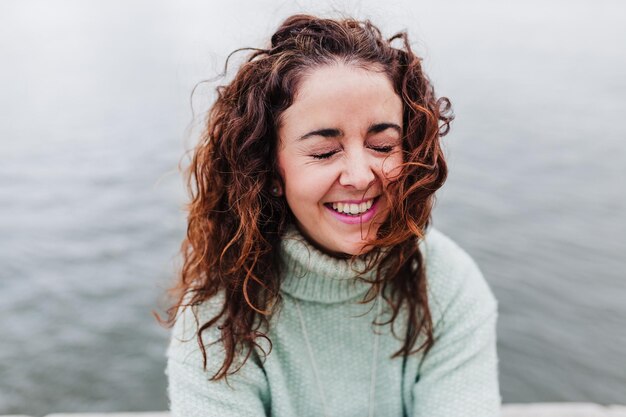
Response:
[311,150,340,160]
[370,145,394,153]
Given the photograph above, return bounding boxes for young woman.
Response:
[165,14,500,417]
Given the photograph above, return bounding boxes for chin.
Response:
[332,238,375,257]
[296,221,378,258]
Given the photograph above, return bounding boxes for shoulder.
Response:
[419,227,498,325]
[419,227,480,281]
[167,292,226,365]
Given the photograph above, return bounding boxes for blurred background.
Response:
[1,0,624,415]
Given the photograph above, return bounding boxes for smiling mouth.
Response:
[324,196,380,216]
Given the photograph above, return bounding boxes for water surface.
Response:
[1,0,625,415]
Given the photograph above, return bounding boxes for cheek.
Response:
[380,153,404,182]
[290,169,329,197]
[284,167,336,208]
[278,156,318,201]
[277,151,303,190]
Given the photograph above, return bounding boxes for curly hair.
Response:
[164,14,453,380]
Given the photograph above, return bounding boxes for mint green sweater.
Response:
[166,227,500,416]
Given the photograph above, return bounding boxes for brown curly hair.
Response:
[164,14,453,380]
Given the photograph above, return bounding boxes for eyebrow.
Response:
[298,122,402,141]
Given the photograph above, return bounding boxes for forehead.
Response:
[279,63,403,136]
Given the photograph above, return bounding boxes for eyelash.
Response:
[311,151,338,160]
[311,145,395,160]
[371,145,395,153]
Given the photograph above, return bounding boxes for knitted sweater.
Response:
[166,227,500,417]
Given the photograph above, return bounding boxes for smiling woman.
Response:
[165,14,500,417]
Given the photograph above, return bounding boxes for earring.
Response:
[271,185,282,197]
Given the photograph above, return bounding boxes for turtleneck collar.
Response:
[279,225,381,303]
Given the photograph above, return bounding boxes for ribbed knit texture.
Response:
[166,227,501,417]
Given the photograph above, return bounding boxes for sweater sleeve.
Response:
[166,298,270,417]
[412,232,501,417]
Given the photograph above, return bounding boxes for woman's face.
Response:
[277,64,404,256]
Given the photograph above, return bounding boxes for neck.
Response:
[279,224,382,303]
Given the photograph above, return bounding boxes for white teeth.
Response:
[330,198,375,215]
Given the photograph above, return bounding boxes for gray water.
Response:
[1,0,625,415]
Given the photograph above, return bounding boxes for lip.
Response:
[324,196,380,225]
[327,197,377,204]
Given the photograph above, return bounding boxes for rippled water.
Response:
[1,0,625,415]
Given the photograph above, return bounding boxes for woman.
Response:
[165,14,500,417]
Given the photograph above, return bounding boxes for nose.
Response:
[338,151,376,190]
